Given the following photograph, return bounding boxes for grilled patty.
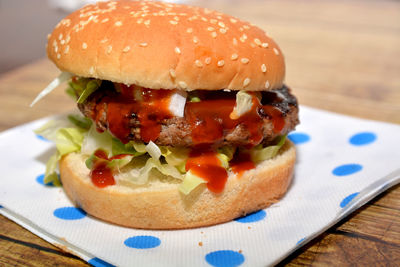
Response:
[78,84,299,147]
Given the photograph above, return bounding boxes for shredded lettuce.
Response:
[81,123,113,156]
[44,152,61,186]
[35,119,85,185]
[112,138,143,156]
[76,79,102,104]
[178,170,206,195]
[250,135,286,163]
[67,114,92,130]
[30,72,73,107]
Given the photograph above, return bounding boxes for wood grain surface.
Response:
[1,0,399,266]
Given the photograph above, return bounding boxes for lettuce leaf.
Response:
[30,72,73,107]
[250,135,286,163]
[81,123,113,156]
[178,170,206,195]
[76,79,102,104]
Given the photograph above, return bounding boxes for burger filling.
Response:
[35,74,298,195]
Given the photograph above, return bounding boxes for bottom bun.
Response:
[59,140,296,229]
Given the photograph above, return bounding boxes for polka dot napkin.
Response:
[1,106,399,267]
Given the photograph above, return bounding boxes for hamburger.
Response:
[33,0,299,229]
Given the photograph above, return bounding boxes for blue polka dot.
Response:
[124,235,161,249]
[205,250,245,267]
[0,205,3,208]
[36,174,55,187]
[332,164,362,176]
[53,207,86,220]
[340,192,359,208]
[288,132,310,145]
[349,132,376,146]
[234,210,266,223]
[36,134,50,142]
[296,237,306,245]
[88,257,115,267]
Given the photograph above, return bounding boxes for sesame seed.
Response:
[230,18,237,23]
[210,19,217,24]
[178,81,187,89]
[201,17,208,22]
[169,68,176,78]
[56,53,61,59]
[205,57,211,65]
[231,54,238,60]
[243,25,250,30]
[261,64,267,73]
[217,15,222,20]
[273,48,280,55]
[170,20,178,25]
[195,60,203,67]
[262,42,269,48]
[219,28,227,34]
[60,39,65,45]
[218,21,225,28]
[233,38,238,46]
[243,78,251,87]
[144,19,150,26]
[123,46,131,52]
[207,27,215,31]
[58,34,63,40]
[254,38,262,46]
[89,66,95,75]
[193,36,199,44]
[107,45,112,54]
[265,80,270,89]
[100,38,108,43]
[115,21,122,26]
[82,42,88,49]
[174,16,179,21]
[140,42,148,47]
[137,18,143,24]
[175,47,181,54]
[211,32,217,38]
[217,60,225,67]
[65,35,71,43]
[64,45,70,54]
[186,28,193,33]
[241,58,249,64]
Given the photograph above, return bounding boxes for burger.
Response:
[33,0,299,229]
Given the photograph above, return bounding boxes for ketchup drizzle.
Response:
[185,147,228,193]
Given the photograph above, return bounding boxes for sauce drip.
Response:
[90,150,115,188]
[185,147,228,193]
[230,151,255,177]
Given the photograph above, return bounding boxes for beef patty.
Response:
[78,83,299,147]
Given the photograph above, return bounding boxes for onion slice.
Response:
[168,90,187,117]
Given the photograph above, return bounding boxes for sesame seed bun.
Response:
[47,0,285,91]
[59,140,295,229]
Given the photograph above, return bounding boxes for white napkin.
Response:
[1,106,399,267]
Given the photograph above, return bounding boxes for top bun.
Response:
[47,0,285,91]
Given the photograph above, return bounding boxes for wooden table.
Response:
[1,0,399,265]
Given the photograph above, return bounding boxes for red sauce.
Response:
[89,149,131,188]
[230,151,255,177]
[91,161,115,188]
[185,147,228,193]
